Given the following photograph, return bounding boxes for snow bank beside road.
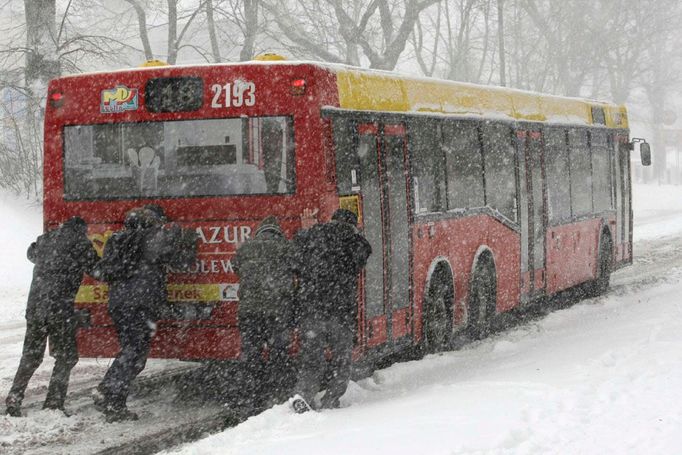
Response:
[166,271,682,455]
[633,183,682,240]
[0,192,41,321]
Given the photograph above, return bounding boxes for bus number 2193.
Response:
[211,80,256,108]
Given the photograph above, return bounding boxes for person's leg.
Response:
[98,310,152,412]
[293,316,327,407]
[6,321,48,415]
[319,319,354,409]
[44,315,79,410]
[267,316,293,401]
[239,312,268,407]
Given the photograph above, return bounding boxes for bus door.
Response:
[517,130,547,300]
[350,123,412,349]
[613,135,631,263]
[381,124,412,343]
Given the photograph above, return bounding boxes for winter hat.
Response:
[332,208,358,227]
[62,216,87,232]
[144,204,167,222]
[255,215,282,236]
[123,208,145,230]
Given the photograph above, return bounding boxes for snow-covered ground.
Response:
[1,184,682,454]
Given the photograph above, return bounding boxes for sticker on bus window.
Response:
[339,195,362,225]
[101,85,139,113]
[219,283,239,301]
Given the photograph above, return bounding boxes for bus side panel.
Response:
[545,218,603,294]
[412,214,520,342]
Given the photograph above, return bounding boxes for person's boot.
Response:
[43,400,73,417]
[104,406,139,423]
[290,394,313,414]
[91,387,107,412]
[319,394,341,410]
[5,394,22,417]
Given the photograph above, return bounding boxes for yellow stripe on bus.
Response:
[335,70,628,128]
[75,283,234,303]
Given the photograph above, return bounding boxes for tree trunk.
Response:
[239,0,260,61]
[206,0,222,62]
[24,0,59,90]
[167,0,178,64]
[497,0,506,86]
[125,0,154,61]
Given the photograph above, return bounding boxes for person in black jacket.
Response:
[290,208,371,413]
[92,206,196,422]
[233,216,296,408]
[5,216,98,417]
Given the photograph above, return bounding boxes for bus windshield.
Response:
[63,116,295,200]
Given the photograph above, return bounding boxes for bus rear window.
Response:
[63,116,295,200]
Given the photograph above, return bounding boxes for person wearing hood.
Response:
[233,216,296,409]
[5,216,99,417]
[290,208,372,413]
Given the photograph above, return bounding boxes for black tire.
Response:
[466,261,497,340]
[587,234,612,297]
[422,271,453,354]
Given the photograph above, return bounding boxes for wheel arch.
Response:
[596,219,614,264]
[469,245,497,281]
[422,257,455,320]
[424,256,455,297]
[468,245,498,314]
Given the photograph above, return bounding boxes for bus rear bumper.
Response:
[76,325,241,361]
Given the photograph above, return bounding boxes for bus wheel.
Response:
[466,259,497,340]
[422,268,454,354]
[588,234,613,297]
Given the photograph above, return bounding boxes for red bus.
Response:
[43,57,650,369]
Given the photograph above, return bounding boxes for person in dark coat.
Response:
[290,208,371,413]
[92,206,195,422]
[233,216,296,408]
[5,216,98,417]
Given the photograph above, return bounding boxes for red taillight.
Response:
[49,91,64,108]
[290,78,306,96]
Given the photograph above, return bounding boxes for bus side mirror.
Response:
[640,142,651,166]
[630,138,651,166]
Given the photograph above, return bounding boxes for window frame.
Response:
[440,118,486,212]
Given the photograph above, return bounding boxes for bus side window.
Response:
[482,122,516,222]
[408,119,446,213]
[441,121,485,210]
[332,118,359,194]
[545,128,572,223]
[568,129,592,216]
[590,130,612,212]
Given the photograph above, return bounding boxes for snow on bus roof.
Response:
[53,59,626,128]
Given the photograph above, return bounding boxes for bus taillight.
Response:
[49,91,64,108]
[290,78,306,96]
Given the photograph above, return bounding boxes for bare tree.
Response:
[124,0,211,64]
[518,0,599,96]
[263,0,440,70]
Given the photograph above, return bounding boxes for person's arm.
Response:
[26,241,38,263]
[354,235,372,271]
[290,230,308,274]
[300,207,319,230]
[145,224,181,264]
[80,238,101,276]
[233,247,242,276]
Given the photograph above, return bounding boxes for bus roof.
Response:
[54,59,627,128]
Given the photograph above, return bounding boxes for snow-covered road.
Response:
[1,184,682,455]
